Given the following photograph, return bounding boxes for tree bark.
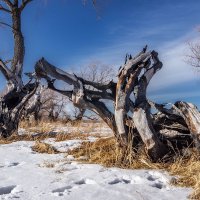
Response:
[175,101,200,149]
[133,51,168,160]
[0,0,37,138]
[115,46,151,146]
[11,6,24,77]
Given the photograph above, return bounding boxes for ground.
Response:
[0,122,191,200]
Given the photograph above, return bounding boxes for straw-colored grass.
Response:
[32,141,59,154]
[0,132,100,145]
[55,132,101,142]
[20,121,59,134]
[69,137,200,200]
[39,161,55,168]
[55,132,89,141]
[0,133,56,144]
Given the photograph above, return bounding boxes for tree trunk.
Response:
[0,82,38,137]
[0,1,37,138]
[11,7,24,77]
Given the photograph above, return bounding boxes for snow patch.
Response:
[0,127,191,200]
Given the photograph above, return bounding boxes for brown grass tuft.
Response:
[32,141,59,154]
[55,132,101,142]
[169,152,200,199]
[69,138,117,165]
[69,137,200,199]
[39,161,55,168]
[68,137,160,169]
[55,132,88,142]
[0,133,56,144]
[0,131,100,145]
[0,139,12,144]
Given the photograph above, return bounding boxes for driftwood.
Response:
[34,47,200,161]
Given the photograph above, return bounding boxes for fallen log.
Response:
[34,47,200,161]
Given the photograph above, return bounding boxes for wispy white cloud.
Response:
[74,30,200,92]
[68,29,200,106]
[149,31,200,92]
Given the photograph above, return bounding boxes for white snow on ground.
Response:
[0,141,191,200]
[0,123,191,200]
[43,138,83,152]
[43,136,99,152]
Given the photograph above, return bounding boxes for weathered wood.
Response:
[34,48,200,161]
[133,51,168,160]
[158,129,193,152]
[22,85,45,122]
[0,81,38,137]
[35,58,119,138]
[175,101,200,149]
[115,47,151,141]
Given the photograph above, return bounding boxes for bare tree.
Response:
[35,47,200,161]
[187,42,200,68]
[23,86,72,122]
[79,61,115,84]
[0,0,38,137]
[40,89,69,121]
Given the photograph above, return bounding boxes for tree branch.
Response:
[20,0,32,11]
[79,77,116,92]
[35,58,79,86]
[0,4,11,12]
[0,59,13,80]
[2,0,13,9]
[84,89,114,100]
[0,21,13,29]
[47,79,73,99]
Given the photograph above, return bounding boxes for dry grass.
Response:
[69,137,200,200]
[69,137,159,168]
[32,141,60,154]
[0,138,12,144]
[18,120,102,143]
[55,132,101,142]
[20,121,58,134]
[0,120,94,144]
[169,154,200,199]
[39,161,55,168]
[0,131,100,145]
[0,133,56,144]
[19,119,87,132]
[55,132,89,141]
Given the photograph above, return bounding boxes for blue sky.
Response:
[0,0,200,106]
